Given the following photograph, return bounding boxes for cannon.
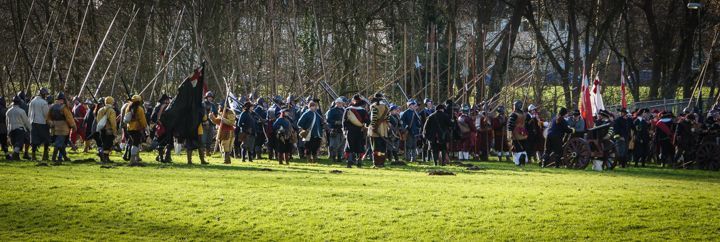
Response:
[560,123,616,170]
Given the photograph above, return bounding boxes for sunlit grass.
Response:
[0,151,718,241]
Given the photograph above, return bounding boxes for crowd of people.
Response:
[3,85,720,170]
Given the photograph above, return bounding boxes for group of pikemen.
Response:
[2,85,719,169]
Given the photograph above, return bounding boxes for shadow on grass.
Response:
[3,153,720,183]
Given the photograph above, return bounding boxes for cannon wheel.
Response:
[562,138,591,169]
[696,143,720,171]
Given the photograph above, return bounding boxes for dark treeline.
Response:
[1,0,719,109]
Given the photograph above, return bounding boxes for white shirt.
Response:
[28,96,49,124]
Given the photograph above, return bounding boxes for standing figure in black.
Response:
[423,104,450,166]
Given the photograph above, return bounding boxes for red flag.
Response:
[620,61,627,109]
[580,63,594,129]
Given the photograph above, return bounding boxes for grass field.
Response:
[1,152,719,241]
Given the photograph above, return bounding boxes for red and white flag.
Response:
[580,62,594,129]
[620,60,627,109]
[590,74,605,115]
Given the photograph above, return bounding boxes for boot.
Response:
[163,147,173,163]
[42,147,49,161]
[241,149,247,162]
[31,149,37,161]
[223,152,232,164]
[156,149,163,162]
[248,151,254,162]
[51,148,58,163]
[199,148,208,165]
[187,149,193,165]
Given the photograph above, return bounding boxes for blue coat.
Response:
[325,107,345,131]
[237,110,257,135]
[547,116,573,138]
[297,110,324,138]
[400,109,421,136]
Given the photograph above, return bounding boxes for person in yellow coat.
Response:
[125,95,147,166]
[46,92,76,165]
[210,104,236,164]
[95,97,117,164]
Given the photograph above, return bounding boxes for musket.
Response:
[77,9,121,99]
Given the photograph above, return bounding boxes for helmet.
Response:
[56,92,66,100]
[496,105,505,113]
[528,104,537,111]
[334,97,346,103]
[406,99,417,106]
[204,91,214,98]
[131,95,142,103]
[256,97,266,106]
[105,96,115,105]
[37,87,49,96]
[513,100,523,111]
[423,98,432,104]
[12,95,22,104]
[286,95,295,103]
[272,95,284,105]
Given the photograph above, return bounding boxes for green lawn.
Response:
[1,152,719,241]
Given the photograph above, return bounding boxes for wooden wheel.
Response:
[696,143,720,170]
[562,138,591,169]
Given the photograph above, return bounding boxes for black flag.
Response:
[161,64,206,139]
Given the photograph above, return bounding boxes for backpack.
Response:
[49,105,65,121]
[123,107,134,124]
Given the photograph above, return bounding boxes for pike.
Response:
[77,9,121,98]
[94,8,139,98]
[6,0,35,89]
[140,44,187,95]
[131,6,155,91]
[31,6,66,93]
[453,64,495,104]
[63,0,91,91]
[23,7,58,93]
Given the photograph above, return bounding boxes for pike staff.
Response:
[77,9,121,98]
[63,0,91,91]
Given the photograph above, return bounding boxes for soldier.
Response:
[613,108,633,168]
[368,93,390,168]
[568,110,586,138]
[654,111,675,168]
[124,95,148,167]
[632,109,651,167]
[400,99,422,162]
[297,101,324,163]
[202,92,218,155]
[423,104,450,166]
[253,97,268,159]
[69,96,87,150]
[507,101,529,166]
[95,97,117,164]
[492,106,510,161]
[325,97,347,163]
[543,107,574,167]
[47,93,76,165]
[28,88,50,162]
[343,95,369,168]
[210,103,236,164]
[265,96,284,160]
[525,104,544,164]
[674,110,697,165]
[457,105,474,161]
[152,94,173,163]
[387,104,402,163]
[475,109,493,161]
[273,108,294,165]
[237,101,258,162]
[5,96,31,161]
[419,98,434,162]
